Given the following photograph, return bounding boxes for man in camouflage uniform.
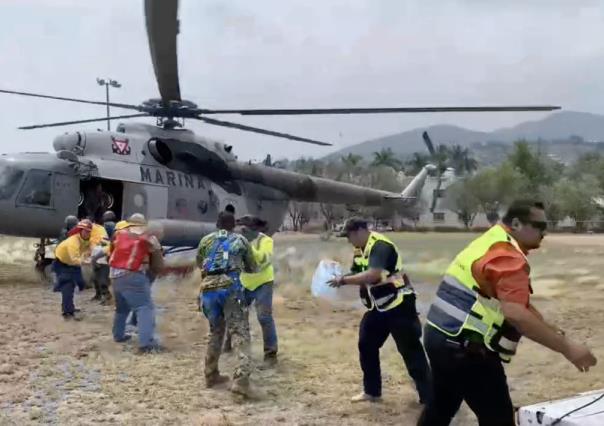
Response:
[197,212,257,397]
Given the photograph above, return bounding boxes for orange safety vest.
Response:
[109,231,150,272]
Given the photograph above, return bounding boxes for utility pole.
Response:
[96,78,121,131]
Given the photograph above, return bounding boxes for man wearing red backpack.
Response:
[109,213,164,353]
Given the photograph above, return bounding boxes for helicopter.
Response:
[0,0,560,274]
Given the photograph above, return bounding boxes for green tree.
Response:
[449,144,478,176]
[445,178,481,229]
[537,185,565,229]
[405,152,431,175]
[467,164,528,224]
[340,153,364,183]
[569,153,604,191]
[371,148,403,170]
[554,175,600,232]
[506,141,562,191]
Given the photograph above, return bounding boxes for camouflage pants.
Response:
[201,286,251,386]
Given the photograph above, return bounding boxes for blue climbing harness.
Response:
[204,230,231,275]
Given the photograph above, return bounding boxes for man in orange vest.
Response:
[109,213,164,353]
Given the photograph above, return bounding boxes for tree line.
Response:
[277,143,478,231]
[446,141,604,231]
[278,140,604,232]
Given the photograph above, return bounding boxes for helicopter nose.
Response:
[0,160,35,237]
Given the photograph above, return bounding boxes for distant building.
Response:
[413,168,492,229]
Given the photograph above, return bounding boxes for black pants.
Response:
[93,264,111,298]
[358,295,431,402]
[417,325,514,426]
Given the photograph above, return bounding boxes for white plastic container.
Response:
[517,389,604,426]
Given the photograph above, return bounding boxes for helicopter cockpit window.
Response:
[17,170,52,207]
[0,165,24,200]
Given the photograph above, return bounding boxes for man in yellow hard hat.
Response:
[109,213,164,353]
[53,220,92,319]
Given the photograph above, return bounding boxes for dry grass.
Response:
[0,233,602,425]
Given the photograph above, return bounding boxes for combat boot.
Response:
[258,353,277,370]
[230,378,257,400]
[205,373,229,388]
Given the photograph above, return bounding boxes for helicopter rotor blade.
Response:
[18,114,150,130]
[0,89,141,111]
[200,105,561,115]
[422,131,436,156]
[195,116,332,146]
[144,0,181,103]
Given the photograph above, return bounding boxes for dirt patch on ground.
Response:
[0,233,602,425]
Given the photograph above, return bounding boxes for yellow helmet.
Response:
[115,220,130,231]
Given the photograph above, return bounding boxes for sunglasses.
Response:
[528,221,547,232]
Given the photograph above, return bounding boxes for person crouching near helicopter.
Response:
[237,215,279,366]
[109,214,164,353]
[90,211,115,305]
[53,220,93,320]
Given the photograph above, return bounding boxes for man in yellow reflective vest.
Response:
[418,200,597,426]
[329,217,431,404]
[238,215,279,366]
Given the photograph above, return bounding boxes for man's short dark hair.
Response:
[237,215,267,230]
[502,200,545,226]
[217,211,235,231]
[339,217,369,236]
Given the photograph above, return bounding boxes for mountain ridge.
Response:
[324,111,604,160]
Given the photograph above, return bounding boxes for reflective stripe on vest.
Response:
[427,224,524,361]
[353,232,413,312]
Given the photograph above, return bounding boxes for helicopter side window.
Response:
[17,170,52,207]
[0,165,24,200]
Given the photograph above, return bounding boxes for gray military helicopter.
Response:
[0,0,559,273]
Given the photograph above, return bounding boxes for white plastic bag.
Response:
[311,260,361,306]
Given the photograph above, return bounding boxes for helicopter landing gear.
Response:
[34,238,54,285]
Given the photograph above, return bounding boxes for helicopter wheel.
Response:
[102,192,114,210]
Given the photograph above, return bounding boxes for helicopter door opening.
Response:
[78,178,123,222]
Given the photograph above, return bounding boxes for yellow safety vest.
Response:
[241,233,274,291]
[353,231,413,312]
[426,224,526,361]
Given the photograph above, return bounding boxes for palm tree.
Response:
[434,144,451,174]
[292,157,325,176]
[341,153,363,182]
[405,152,430,175]
[449,144,478,175]
[341,153,362,168]
[371,148,402,170]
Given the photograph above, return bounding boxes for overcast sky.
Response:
[1,0,604,161]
